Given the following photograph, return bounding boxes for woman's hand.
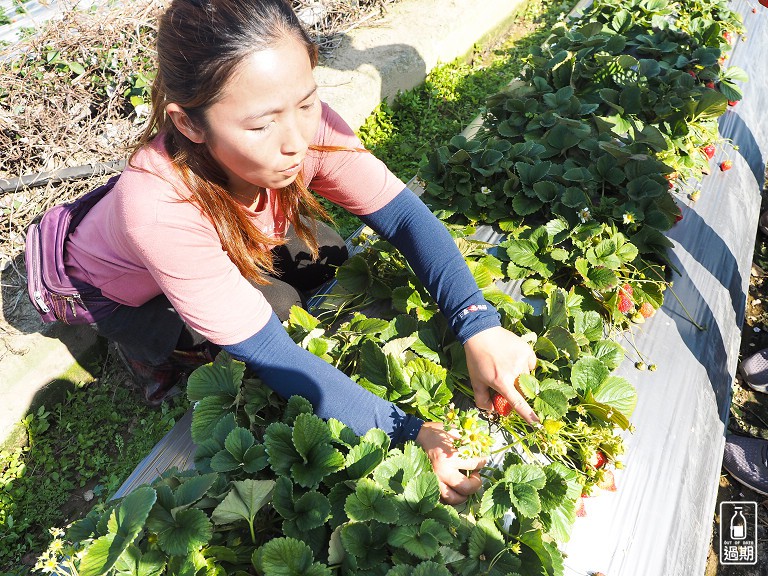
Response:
[464,326,539,424]
[415,422,486,505]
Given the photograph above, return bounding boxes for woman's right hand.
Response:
[415,422,486,505]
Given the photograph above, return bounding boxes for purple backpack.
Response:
[24,176,122,324]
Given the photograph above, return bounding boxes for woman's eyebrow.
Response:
[242,86,318,121]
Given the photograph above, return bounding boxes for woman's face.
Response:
[200,36,321,195]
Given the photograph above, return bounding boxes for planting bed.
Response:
[25,0,768,575]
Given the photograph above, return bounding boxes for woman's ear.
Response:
[166,103,206,144]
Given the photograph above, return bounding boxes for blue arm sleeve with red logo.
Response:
[359,187,501,344]
[222,313,424,445]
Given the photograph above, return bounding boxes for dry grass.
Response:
[0,0,396,268]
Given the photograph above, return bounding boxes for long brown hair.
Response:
[132,0,332,284]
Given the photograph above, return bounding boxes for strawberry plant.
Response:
[46,353,585,576]
[39,0,748,572]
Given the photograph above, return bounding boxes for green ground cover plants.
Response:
[35,0,749,574]
[0,0,576,572]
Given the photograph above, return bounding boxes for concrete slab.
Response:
[0,0,525,447]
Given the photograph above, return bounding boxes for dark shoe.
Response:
[114,344,184,407]
[738,348,768,393]
[759,210,768,236]
[722,435,768,496]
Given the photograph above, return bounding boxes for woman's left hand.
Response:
[463,326,539,424]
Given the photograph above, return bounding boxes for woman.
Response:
[57,0,538,503]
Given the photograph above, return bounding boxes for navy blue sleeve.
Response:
[222,313,424,445]
[359,188,501,344]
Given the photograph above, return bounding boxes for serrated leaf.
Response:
[155,508,212,557]
[253,537,332,576]
[592,339,625,370]
[294,491,332,531]
[546,326,580,361]
[291,443,345,489]
[190,396,234,444]
[534,388,569,420]
[224,427,256,461]
[403,472,440,516]
[345,442,386,480]
[211,479,274,526]
[187,354,243,401]
[340,522,374,557]
[517,373,539,398]
[479,481,514,519]
[112,545,166,576]
[387,519,450,560]
[592,375,637,418]
[173,473,217,508]
[345,478,399,523]
[571,356,609,394]
[575,258,618,291]
[265,422,302,476]
[504,464,547,517]
[336,255,372,293]
[287,305,320,332]
[79,487,157,576]
[572,310,604,341]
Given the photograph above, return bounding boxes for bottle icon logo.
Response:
[720,501,758,565]
[730,506,746,540]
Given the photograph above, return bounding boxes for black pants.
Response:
[90,222,348,365]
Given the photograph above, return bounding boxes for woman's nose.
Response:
[280,115,308,155]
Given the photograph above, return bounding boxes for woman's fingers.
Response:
[416,423,487,504]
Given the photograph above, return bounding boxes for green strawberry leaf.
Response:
[186,352,243,401]
[571,356,610,395]
[504,464,546,518]
[345,478,399,523]
[211,479,275,527]
[79,487,157,576]
[592,375,637,418]
[155,508,212,557]
[387,519,452,560]
[252,537,332,576]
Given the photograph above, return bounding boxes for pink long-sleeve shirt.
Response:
[64,102,404,345]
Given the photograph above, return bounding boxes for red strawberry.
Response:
[575,496,587,517]
[618,294,633,314]
[706,81,716,89]
[702,144,716,159]
[590,450,607,469]
[753,7,757,12]
[687,70,696,78]
[761,0,768,8]
[492,394,512,416]
[675,211,684,223]
[723,31,734,44]
[668,180,675,189]
[597,470,617,492]
[728,100,738,107]
[720,160,733,171]
[639,302,656,318]
[620,283,633,297]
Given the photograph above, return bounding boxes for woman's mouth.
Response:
[280,163,302,175]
